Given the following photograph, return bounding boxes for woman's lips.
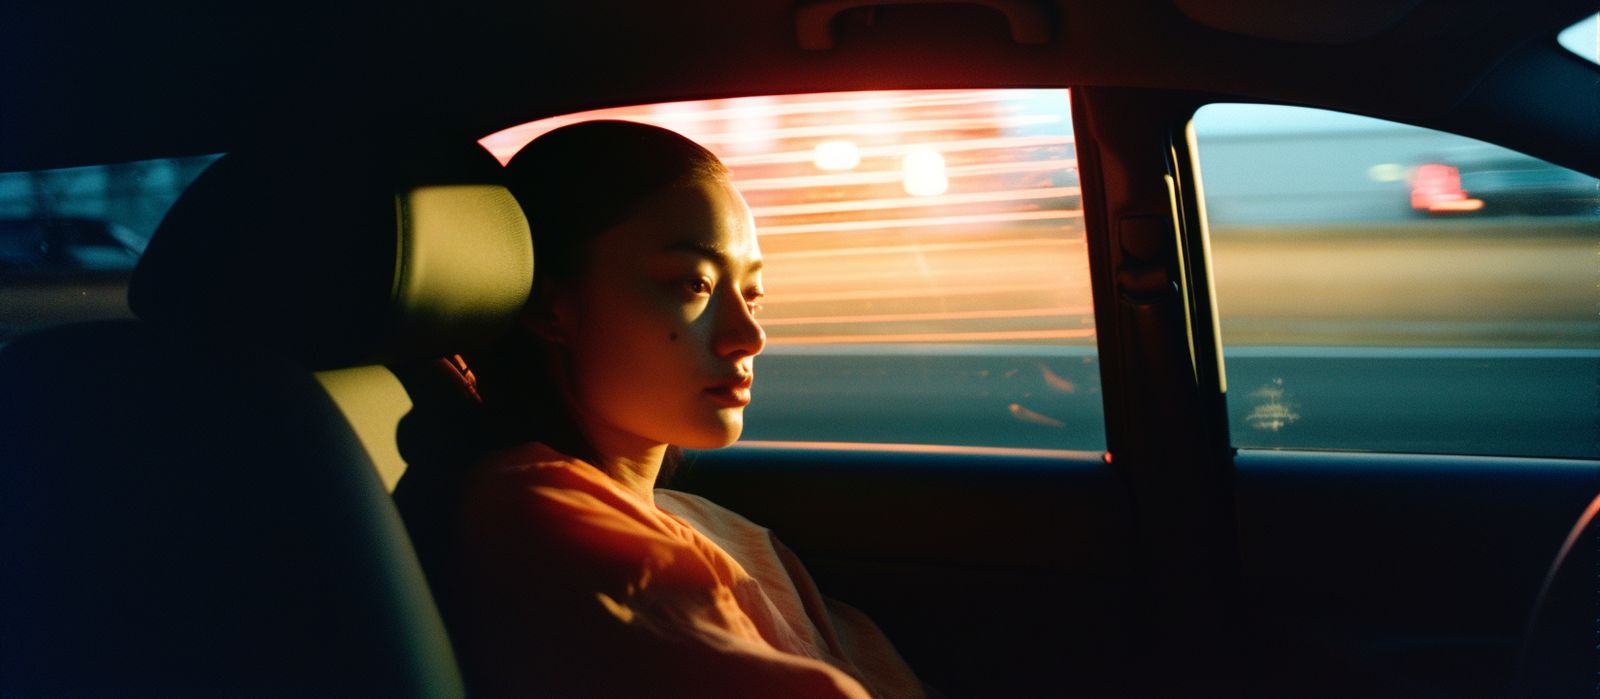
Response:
[704,377,753,407]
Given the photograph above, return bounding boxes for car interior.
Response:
[2,1,1598,697]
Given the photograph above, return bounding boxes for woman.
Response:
[450,121,926,698]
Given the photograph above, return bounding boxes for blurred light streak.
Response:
[715,95,780,153]
[757,306,1093,326]
[902,149,949,196]
[1410,163,1483,213]
[750,186,1081,218]
[1040,364,1077,393]
[772,283,1072,304]
[659,115,1064,146]
[721,135,1075,167]
[1427,198,1485,212]
[1009,403,1067,428]
[765,238,1080,259]
[734,159,1076,191]
[623,90,1026,126]
[756,210,1082,236]
[479,88,1092,348]
[776,264,1088,288]
[770,329,1095,344]
[479,89,1070,161]
[812,140,861,170]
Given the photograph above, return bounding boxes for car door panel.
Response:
[1234,450,1600,697]
[675,445,1136,697]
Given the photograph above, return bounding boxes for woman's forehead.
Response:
[599,177,760,261]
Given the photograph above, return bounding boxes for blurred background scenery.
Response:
[3,14,1594,458]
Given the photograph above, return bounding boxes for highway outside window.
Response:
[1193,104,1600,459]
[484,90,1104,452]
[0,155,220,339]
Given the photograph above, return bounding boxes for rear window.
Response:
[485,90,1103,452]
[1192,104,1599,459]
[0,155,220,338]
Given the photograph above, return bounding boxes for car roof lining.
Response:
[1,0,1596,174]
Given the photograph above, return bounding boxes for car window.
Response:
[1192,104,1599,459]
[485,90,1103,452]
[0,155,221,339]
[1559,13,1598,65]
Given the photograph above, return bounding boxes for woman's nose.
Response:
[713,293,766,360]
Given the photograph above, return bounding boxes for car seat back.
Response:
[0,129,532,697]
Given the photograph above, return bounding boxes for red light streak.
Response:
[1410,163,1484,213]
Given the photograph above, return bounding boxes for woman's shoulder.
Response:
[472,442,627,502]
[463,442,669,553]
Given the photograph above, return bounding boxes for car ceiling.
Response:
[2,0,1596,174]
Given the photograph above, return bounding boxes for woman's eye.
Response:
[684,278,712,295]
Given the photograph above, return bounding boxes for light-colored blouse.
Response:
[452,442,925,699]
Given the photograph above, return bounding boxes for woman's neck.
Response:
[576,420,666,507]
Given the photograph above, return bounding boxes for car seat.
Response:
[0,130,532,697]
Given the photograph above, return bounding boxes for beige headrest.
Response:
[129,139,533,369]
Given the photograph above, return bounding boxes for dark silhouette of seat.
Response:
[0,130,531,697]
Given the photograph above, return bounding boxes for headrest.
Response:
[129,136,533,370]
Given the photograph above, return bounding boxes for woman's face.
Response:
[549,174,766,452]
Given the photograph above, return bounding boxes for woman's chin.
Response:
[675,416,744,449]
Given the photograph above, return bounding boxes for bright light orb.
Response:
[812,140,861,171]
[902,149,948,196]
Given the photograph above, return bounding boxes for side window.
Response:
[0,155,220,339]
[1193,104,1599,459]
[484,90,1103,451]
[1559,13,1598,65]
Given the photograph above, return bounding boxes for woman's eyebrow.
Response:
[660,240,764,274]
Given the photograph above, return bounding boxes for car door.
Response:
[676,82,1600,699]
[1185,95,1600,698]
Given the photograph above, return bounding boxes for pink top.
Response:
[452,442,925,698]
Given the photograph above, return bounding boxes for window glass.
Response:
[0,155,220,339]
[1193,104,1599,459]
[1558,13,1599,65]
[485,90,1102,451]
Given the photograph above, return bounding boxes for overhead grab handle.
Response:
[795,0,1052,50]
